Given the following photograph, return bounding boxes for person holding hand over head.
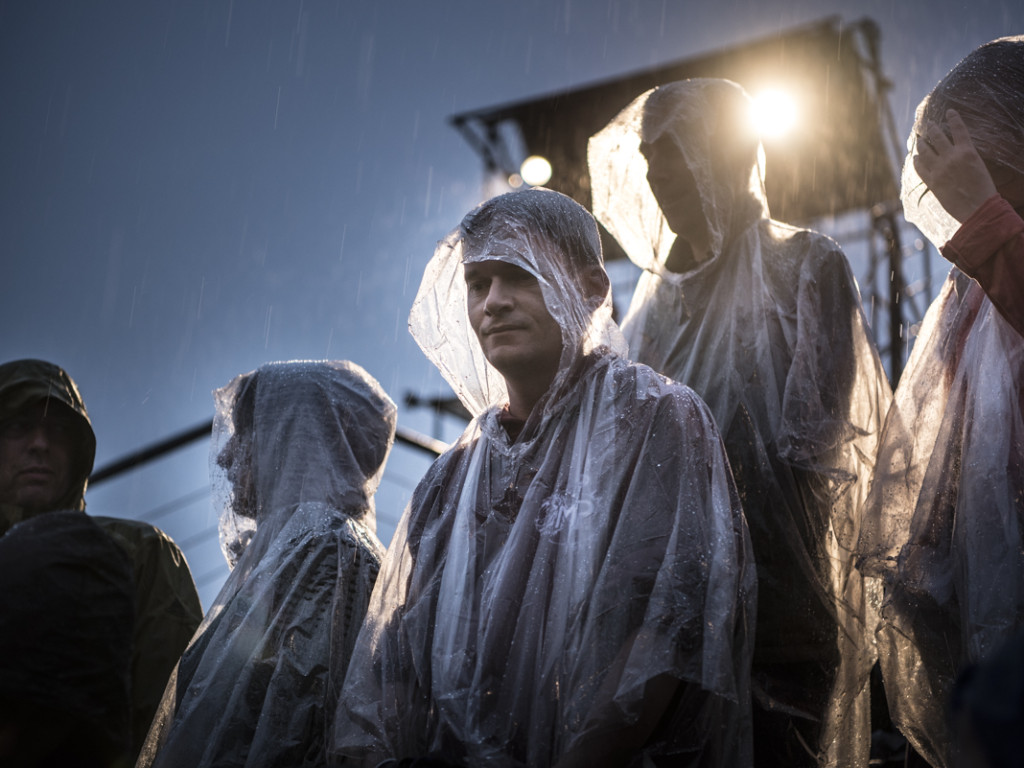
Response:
[858,36,1024,768]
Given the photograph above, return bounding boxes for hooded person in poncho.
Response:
[588,79,892,767]
[0,358,203,763]
[856,37,1024,768]
[137,360,396,768]
[330,187,757,768]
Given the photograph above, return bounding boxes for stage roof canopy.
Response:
[450,16,902,254]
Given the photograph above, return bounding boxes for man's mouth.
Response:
[19,467,53,480]
[484,324,523,336]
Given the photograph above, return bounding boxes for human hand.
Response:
[913,109,997,224]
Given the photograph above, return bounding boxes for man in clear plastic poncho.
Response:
[588,79,892,767]
[856,37,1024,768]
[137,360,396,768]
[330,188,757,767]
[0,358,203,763]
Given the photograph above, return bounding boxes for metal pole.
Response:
[884,209,906,383]
[89,418,446,487]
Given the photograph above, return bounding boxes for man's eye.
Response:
[47,420,73,436]
[467,280,489,294]
[1,420,33,439]
[510,271,536,284]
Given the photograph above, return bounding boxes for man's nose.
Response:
[483,279,514,314]
[25,423,53,451]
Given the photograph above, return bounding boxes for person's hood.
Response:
[211,359,397,569]
[0,359,96,530]
[409,187,627,418]
[902,35,1024,248]
[589,78,769,279]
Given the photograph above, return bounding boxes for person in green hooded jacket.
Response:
[0,358,204,763]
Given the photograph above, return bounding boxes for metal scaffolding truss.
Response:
[449,16,932,382]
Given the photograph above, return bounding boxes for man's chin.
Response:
[483,351,526,378]
[482,340,525,367]
[12,491,67,516]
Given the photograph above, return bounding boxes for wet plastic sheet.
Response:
[857,37,1024,768]
[138,361,395,768]
[589,79,892,766]
[332,189,757,767]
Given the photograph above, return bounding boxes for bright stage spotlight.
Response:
[520,155,553,186]
[751,89,798,139]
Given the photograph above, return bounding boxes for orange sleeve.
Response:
[941,194,1024,338]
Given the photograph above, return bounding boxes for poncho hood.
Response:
[902,35,1024,247]
[409,187,626,418]
[212,359,397,568]
[138,360,394,768]
[0,358,96,529]
[589,78,768,282]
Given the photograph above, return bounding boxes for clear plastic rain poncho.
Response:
[900,36,1024,253]
[137,360,396,768]
[857,38,1024,768]
[331,188,757,767]
[589,80,892,766]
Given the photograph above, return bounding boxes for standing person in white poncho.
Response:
[137,360,396,768]
[330,188,757,767]
[588,79,892,767]
[857,37,1024,768]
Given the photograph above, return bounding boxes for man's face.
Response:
[641,136,707,237]
[465,258,564,386]
[0,400,77,513]
[216,396,259,517]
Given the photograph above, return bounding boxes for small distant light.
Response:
[520,155,552,186]
[508,173,524,188]
[751,89,798,139]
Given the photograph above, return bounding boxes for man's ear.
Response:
[583,266,610,311]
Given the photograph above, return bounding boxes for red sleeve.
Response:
[941,194,1024,338]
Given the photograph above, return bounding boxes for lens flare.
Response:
[751,90,798,139]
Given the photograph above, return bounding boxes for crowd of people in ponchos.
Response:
[1,35,1023,768]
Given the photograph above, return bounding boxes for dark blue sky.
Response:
[3,0,1021,606]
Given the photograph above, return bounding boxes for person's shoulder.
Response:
[92,515,185,555]
[764,218,845,259]
[762,219,857,296]
[91,516,197,585]
[605,355,712,420]
[407,422,482,503]
[331,510,387,562]
[92,515,203,618]
[426,418,482,469]
[605,353,686,390]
